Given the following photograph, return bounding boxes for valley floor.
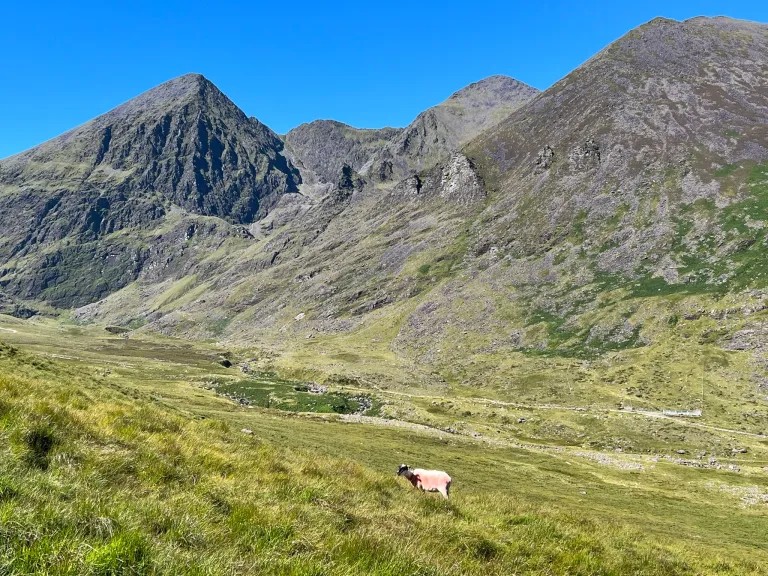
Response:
[1,315,767,575]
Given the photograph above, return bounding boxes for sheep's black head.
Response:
[397,464,409,476]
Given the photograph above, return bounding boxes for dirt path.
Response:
[369,387,766,440]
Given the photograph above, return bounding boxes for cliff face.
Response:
[284,120,401,184]
[0,74,301,307]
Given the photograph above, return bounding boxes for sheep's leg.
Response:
[438,486,449,499]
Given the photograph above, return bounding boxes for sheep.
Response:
[397,464,452,499]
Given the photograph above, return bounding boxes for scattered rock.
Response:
[568,138,600,171]
[534,145,555,173]
[105,326,130,334]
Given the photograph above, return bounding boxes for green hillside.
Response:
[1,320,767,574]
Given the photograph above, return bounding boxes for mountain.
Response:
[284,121,401,184]
[466,16,768,271]
[383,16,768,392]
[285,76,539,186]
[3,18,768,574]
[0,74,299,225]
[2,17,768,416]
[0,74,300,308]
[363,75,540,182]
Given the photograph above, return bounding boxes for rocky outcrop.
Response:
[568,138,601,171]
[391,152,485,206]
[364,76,540,183]
[534,145,555,173]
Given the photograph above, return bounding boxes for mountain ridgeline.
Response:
[1,16,768,400]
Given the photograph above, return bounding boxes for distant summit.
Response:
[0,72,300,225]
[285,74,539,187]
[0,73,300,308]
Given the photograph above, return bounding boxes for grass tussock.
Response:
[0,345,765,575]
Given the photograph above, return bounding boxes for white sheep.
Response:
[397,464,452,499]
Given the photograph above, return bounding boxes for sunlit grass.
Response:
[1,335,767,574]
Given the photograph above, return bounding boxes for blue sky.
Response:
[1,0,766,159]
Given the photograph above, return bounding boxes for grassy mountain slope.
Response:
[1,325,766,575]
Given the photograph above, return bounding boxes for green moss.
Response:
[567,209,589,244]
[714,164,738,177]
[208,317,232,336]
[217,373,376,415]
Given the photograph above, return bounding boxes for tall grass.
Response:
[0,344,764,575]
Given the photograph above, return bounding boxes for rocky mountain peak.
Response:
[0,72,300,226]
[446,75,539,107]
[362,75,540,183]
[0,74,301,308]
[284,120,401,184]
[105,73,215,116]
[285,75,540,189]
[464,14,768,288]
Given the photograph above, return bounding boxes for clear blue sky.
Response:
[1,0,766,159]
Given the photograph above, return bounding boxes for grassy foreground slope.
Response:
[1,326,767,574]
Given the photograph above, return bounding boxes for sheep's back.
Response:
[413,469,451,490]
